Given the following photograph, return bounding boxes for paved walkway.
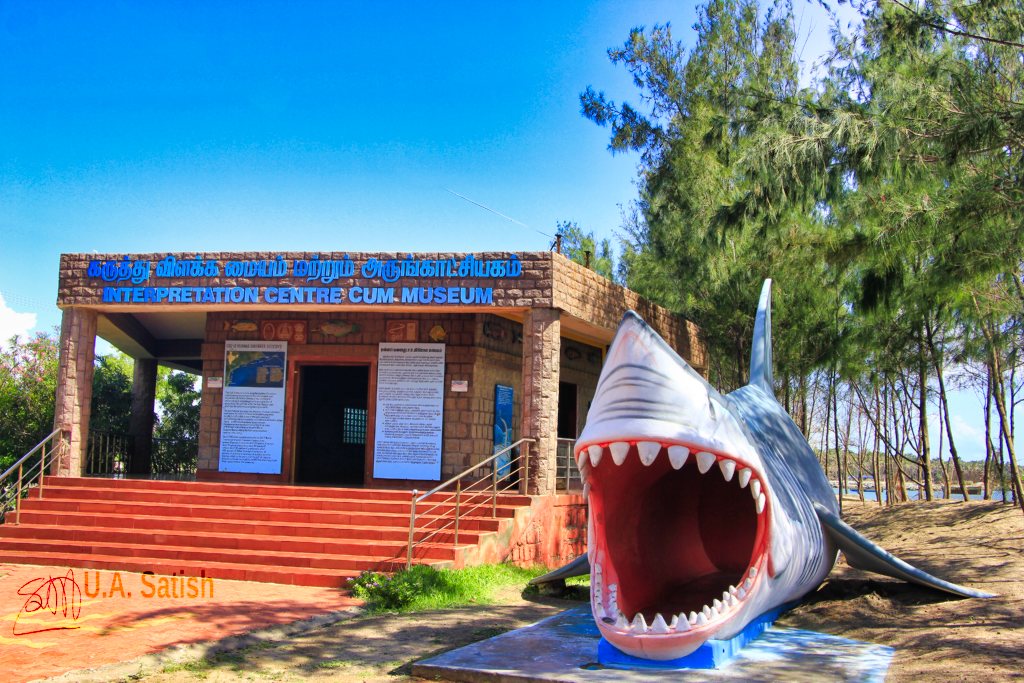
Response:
[0,563,361,683]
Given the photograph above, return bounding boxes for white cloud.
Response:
[0,292,37,345]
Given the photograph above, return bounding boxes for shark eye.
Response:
[708,398,716,420]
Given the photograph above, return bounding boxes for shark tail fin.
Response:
[813,503,996,599]
[749,279,774,393]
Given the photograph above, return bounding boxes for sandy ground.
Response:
[107,500,1022,682]
[780,499,1024,682]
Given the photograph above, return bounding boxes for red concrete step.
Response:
[0,524,472,561]
[37,485,524,517]
[1,478,537,587]
[0,537,461,570]
[44,477,533,507]
[17,497,510,530]
[44,476,416,501]
[10,509,500,541]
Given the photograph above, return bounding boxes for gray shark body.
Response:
[535,280,992,661]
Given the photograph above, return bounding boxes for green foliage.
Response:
[346,564,552,614]
[156,371,201,441]
[557,220,616,280]
[90,351,134,434]
[583,0,837,390]
[154,370,201,473]
[0,332,59,469]
[584,0,1024,501]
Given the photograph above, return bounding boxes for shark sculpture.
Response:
[533,279,993,661]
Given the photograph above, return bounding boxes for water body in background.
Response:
[832,487,1013,503]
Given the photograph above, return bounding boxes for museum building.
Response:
[53,250,704,494]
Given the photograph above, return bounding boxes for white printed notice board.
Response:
[218,340,287,474]
[373,343,445,480]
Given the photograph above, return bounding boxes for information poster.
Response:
[493,385,514,478]
[373,343,445,480]
[218,340,287,474]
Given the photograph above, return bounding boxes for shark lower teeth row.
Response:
[577,441,766,513]
[595,562,759,634]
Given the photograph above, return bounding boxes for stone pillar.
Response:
[521,307,561,495]
[52,308,98,476]
[128,357,158,475]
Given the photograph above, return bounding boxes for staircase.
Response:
[0,477,533,588]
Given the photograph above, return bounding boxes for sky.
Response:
[0,1,1005,463]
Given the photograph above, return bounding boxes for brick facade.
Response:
[54,251,704,490]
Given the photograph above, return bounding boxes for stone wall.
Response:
[551,253,707,372]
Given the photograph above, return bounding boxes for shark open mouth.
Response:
[577,438,769,656]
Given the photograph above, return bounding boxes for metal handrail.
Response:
[1,428,64,525]
[406,437,535,569]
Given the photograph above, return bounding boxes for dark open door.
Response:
[558,381,578,438]
[296,365,369,485]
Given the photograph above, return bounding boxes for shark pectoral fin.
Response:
[528,554,590,585]
[812,502,996,599]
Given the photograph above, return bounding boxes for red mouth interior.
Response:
[592,446,759,622]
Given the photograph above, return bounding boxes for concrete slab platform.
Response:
[413,607,895,682]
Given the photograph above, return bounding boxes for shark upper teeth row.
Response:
[596,564,759,635]
[577,441,767,508]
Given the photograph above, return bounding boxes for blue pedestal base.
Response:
[597,603,794,670]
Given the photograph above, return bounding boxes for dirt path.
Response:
[109,500,1022,682]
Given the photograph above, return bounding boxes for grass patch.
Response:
[347,564,567,613]
[316,659,351,669]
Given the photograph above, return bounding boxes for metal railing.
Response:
[556,437,583,491]
[0,429,63,525]
[85,431,198,478]
[406,438,534,569]
[86,431,133,476]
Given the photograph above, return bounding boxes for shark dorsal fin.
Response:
[749,279,774,393]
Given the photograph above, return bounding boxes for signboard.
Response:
[373,343,445,480]
[218,341,287,474]
[493,385,514,478]
[85,253,523,307]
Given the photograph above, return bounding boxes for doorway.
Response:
[558,381,578,438]
[296,365,369,485]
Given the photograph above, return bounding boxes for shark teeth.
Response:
[650,613,670,634]
[610,441,630,465]
[696,451,716,474]
[595,557,761,636]
[575,441,770,523]
[668,445,689,469]
[718,458,736,481]
[637,441,661,466]
[581,443,770,638]
[738,467,752,488]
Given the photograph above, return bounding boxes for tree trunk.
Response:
[973,293,1024,514]
[799,372,809,438]
[918,335,934,501]
[984,364,993,500]
[936,400,950,499]
[934,361,968,501]
[872,386,882,506]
